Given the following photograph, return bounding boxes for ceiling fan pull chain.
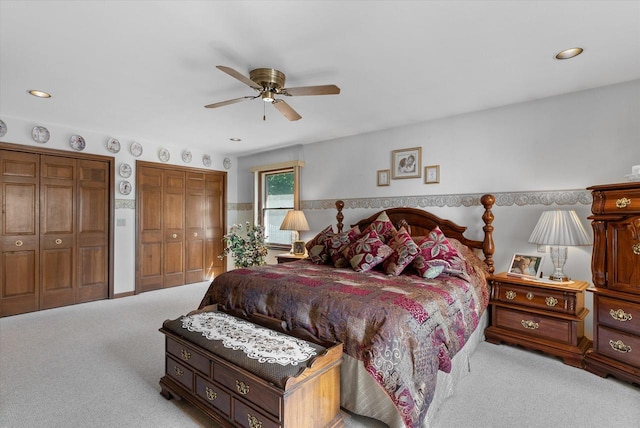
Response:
[263,102,266,121]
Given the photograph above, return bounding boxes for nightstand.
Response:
[276,253,308,264]
[485,272,591,368]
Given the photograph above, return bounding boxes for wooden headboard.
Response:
[335,194,496,273]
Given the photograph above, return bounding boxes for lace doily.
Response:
[181,312,317,366]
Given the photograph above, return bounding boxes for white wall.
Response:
[237,79,640,338]
[0,116,236,294]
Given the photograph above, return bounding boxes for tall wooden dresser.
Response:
[584,182,640,385]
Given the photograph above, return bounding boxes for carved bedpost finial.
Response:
[480,194,495,274]
[335,200,344,232]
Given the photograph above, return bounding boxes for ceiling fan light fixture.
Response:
[262,91,275,103]
[555,47,583,60]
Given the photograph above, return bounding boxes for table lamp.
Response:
[528,210,592,281]
[279,210,310,254]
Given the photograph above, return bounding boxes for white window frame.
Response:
[251,160,303,249]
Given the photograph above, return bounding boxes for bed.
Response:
[199,195,495,428]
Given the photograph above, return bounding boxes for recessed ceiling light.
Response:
[230,138,242,142]
[28,89,51,98]
[555,47,583,60]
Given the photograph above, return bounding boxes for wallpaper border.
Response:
[116,189,591,211]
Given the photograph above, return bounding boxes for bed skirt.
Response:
[340,310,489,428]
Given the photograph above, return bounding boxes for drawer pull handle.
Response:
[505,290,516,300]
[521,320,539,330]
[173,366,184,377]
[526,292,534,300]
[247,413,262,428]
[236,380,249,395]
[609,339,632,353]
[15,240,23,247]
[172,233,177,239]
[180,349,191,360]
[545,296,558,307]
[616,197,631,208]
[55,238,62,245]
[205,386,217,401]
[610,309,633,322]
[633,243,640,255]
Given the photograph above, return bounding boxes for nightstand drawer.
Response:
[492,282,578,315]
[494,307,573,345]
[597,296,640,334]
[167,337,211,376]
[595,325,640,369]
[591,187,640,214]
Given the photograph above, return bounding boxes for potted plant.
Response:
[219,222,268,268]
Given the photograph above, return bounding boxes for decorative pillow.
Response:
[305,225,334,264]
[342,229,393,272]
[412,226,464,277]
[362,211,397,243]
[382,227,420,276]
[324,226,361,268]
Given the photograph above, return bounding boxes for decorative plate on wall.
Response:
[32,126,50,143]
[0,119,7,137]
[119,180,132,195]
[202,154,212,167]
[223,157,231,170]
[70,135,86,151]
[107,138,121,153]
[159,148,170,162]
[119,163,132,178]
[182,150,192,163]
[130,141,143,157]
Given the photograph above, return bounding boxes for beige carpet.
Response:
[1,282,637,428]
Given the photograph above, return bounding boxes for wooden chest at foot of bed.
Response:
[159,309,343,428]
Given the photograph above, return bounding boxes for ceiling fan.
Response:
[205,66,340,121]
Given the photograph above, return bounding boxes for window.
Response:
[252,161,303,248]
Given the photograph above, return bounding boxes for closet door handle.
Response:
[55,239,62,245]
[193,232,198,237]
[15,240,23,247]
[172,233,177,239]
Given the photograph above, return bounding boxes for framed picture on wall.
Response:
[507,254,544,278]
[377,169,390,186]
[391,147,422,179]
[424,165,440,184]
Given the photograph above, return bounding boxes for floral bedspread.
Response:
[199,261,488,428]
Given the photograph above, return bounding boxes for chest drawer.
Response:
[195,374,231,416]
[492,282,578,315]
[166,355,194,390]
[597,296,640,334]
[234,399,281,428]
[166,337,211,376]
[493,306,574,345]
[595,325,640,369]
[214,360,282,419]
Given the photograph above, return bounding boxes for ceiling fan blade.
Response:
[272,99,302,121]
[281,84,340,96]
[204,96,255,109]
[216,65,263,90]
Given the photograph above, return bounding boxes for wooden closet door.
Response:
[138,166,164,292]
[185,172,206,284]
[205,172,226,279]
[39,155,76,310]
[0,151,40,316]
[77,160,109,302]
[163,170,185,287]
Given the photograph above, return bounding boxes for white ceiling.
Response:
[1,1,639,156]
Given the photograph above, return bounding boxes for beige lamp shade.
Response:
[279,210,310,232]
[528,210,592,246]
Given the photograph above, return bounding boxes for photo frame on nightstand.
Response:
[507,253,544,278]
[293,240,306,255]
